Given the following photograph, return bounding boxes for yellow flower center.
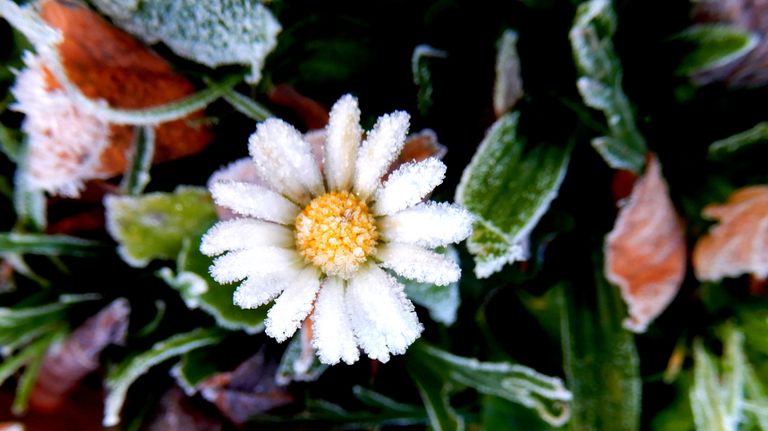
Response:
[295,191,378,278]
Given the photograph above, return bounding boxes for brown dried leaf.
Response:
[39,0,212,176]
[146,387,223,431]
[605,155,687,333]
[199,350,294,425]
[693,185,768,282]
[388,129,447,175]
[29,298,130,413]
[268,84,330,130]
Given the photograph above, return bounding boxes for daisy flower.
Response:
[201,95,473,365]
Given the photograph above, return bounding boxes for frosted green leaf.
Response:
[103,328,222,427]
[0,0,61,48]
[406,353,465,431]
[561,272,640,431]
[407,342,572,428]
[690,326,746,431]
[105,186,217,267]
[276,332,328,385]
[412,44,447,115]
[13,141,46,232]
[570,0,646,173]
[120,126,155,196]
[170,348,221,395]
[677,24,758,75]
[456,112,570,278]
[220,87,273,121]
[158,236,267,334]
[493,30,523,116]
[709,122,768,159]
[0,233,106,257]
[90,0,281,84]
[353,386,425,415]
[400,247,460,325]
[12,330,64,415]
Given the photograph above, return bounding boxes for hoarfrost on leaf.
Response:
[90,0,281,84]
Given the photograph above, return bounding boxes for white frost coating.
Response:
[0,0,61,48]
[377,243,460,286]
[233,272,295,309]
[11,53,111,197]
[200,219,293,256]
[90,0,281,84]
[471,238,529,280]
[493,29,523,116]
[324,94,362,191]
[346,266,423,362]
[265,267,321,342]
[353,111,410,199]
[248,118,324,203]
[311,277,360,365]
[210,180,299,224]
[379,202,474,248]
[373,157,446,216]
[210,247,299,284]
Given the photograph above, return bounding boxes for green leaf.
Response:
[412,44,447,115]
[493,29,523,116]
[560,272,641,431]
[0,122,20,163]
[103,328,223,427]
[158,236,267,333]
[13,141,47,232]
[401,247,460,325]
[120,126,156,196]
[105,186,217,267]
[220,87,272,121]
[456,112,571,278]
[677,24,758,75]
[170,347,221,395]
[405,353,465,431]
[353,386,425,415]
[12,330,65,415]
[482,395,559,431]
[407,342,572,427]
[690,326,746,431]
[90,0,281,84]
[570,0,647,173]
[275,331,328,385]
[0,233,107,257]
[0,329,61,387]
[708,122,768,160]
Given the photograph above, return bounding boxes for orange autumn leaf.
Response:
[605,155,687,333]
[693,185,768,282]
[40,0,212,176]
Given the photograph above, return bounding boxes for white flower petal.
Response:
[311,277,360,365]
[353,111,410,200]
[324,94,362,191]
[265,266,322,342]
[373,157,446,216]
[346,265,423,362]
[248,118,324,203]
[210,180,300,225]
[200,219,293,256]
[379,202,473,248]
[233,270,297,309]
[210,247,300,284]
[376,243,460,286]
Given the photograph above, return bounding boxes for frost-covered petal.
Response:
[311,277,360,365]
[376,243,460,286]
[265,266,322,342]
[379,202,474,248]
[210,247,300,284]
[353,111,410,200]
[248,118,324,203]
[210,180,300,225]
[324,95,362,191]
[233,271,297,309]
[346,265,423,362]
[373,157,446,216]
[200,219,293,256]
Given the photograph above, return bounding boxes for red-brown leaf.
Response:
[29,299,130,413]
[693,185,768,282]
[605,155,687,333]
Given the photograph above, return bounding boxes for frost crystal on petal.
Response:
[311,277,360,365]
[209,181,300,225]
[324,94,362,191]
[90,0,281,84]
[353,111,410,200]
[265,267,321,343]
[379,202,474,248]
[373,157,446,216]
[377,243,460,286]
[200,219,293,256]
